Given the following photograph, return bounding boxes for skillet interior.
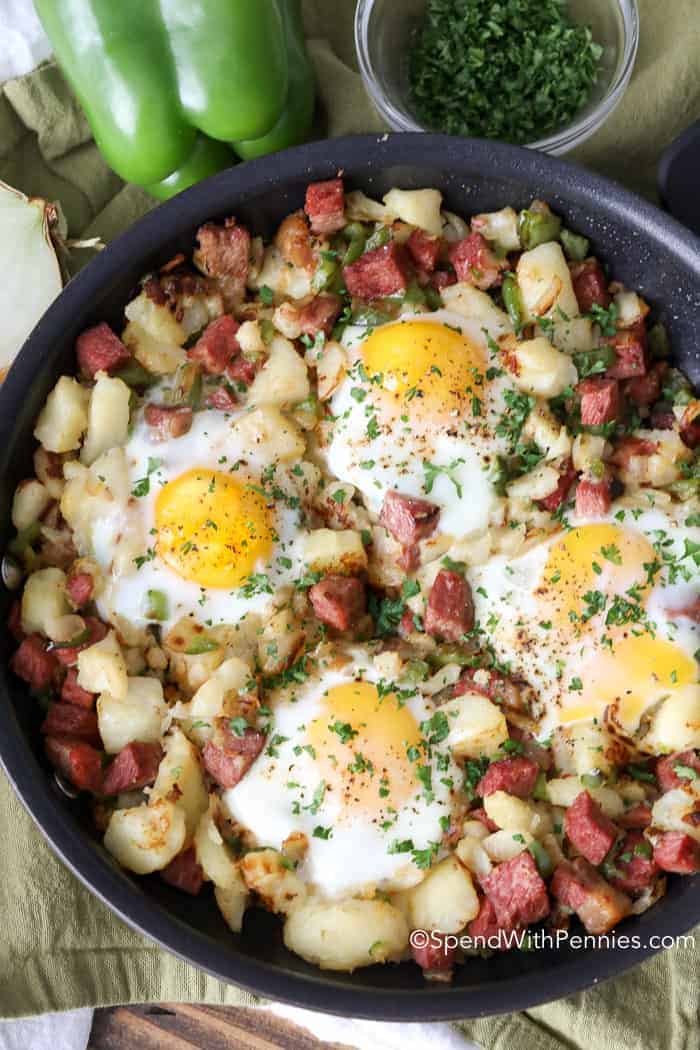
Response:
[0,134,699,1020]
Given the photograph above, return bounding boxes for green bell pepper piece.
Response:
[145,135,236,201]
[518,208,563,251]
[35,0,292,187]
[232,0,315,160]
[560,228,590,262]
[502,273,524,331]
[146,589,169,622]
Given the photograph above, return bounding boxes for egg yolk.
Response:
[559,635,698,729]
[538,523,655,630]
[307,681,423,819]
[155,468,273,588]
[361,319,487,418]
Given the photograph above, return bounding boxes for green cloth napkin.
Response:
[1,0,699,1043]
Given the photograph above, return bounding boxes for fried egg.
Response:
[322,312,514,542]
[224,647,461,899]
[469,496,700,739]
[92,392,311,632]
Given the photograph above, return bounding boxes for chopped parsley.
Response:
[328,721,359,745]
[131,457,162,498]
[496,390,535,451]
[407,0,602,145]
[423,458,465,498]
[238,573,273,599]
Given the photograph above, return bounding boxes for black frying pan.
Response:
[0,134,699,1021]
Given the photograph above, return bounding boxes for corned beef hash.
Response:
[7,178,700,978]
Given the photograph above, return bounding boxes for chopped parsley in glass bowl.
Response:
[355,0,639,155]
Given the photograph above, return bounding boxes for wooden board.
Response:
[88,1004,355,1050]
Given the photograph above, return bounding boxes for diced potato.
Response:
[516,242,580,321]
[507,336,578,398]
[544,777,585,808]
[177,289,224,340]
[123,321,186,375]
[81,373,131,466]
[34,446,65,500]
[572,433,610,473]
[483,792,543,835]
[441,283,513,337]
[550,316,595,354]
[250,246,312,300]
[542,832,565,868]
[34,376,90,454]
[60,450,141,572]
[651,785,700,843]
[551,721,616,778]
[406,856,479,933]
[90,446,131,504]
[122,289,187,373]
[441,210,470,243]
[124,290,185,345]
[151,727,208,839]
[455,836,492,879]
[240,848,306,916]
[12,480,50,532]
[302,528,367,575]
[345,190,393,225]
[482,829,534,863]
[614,290,648,328]
[367,523,405,590]
[472,207,520,252]
[421,663,462,696]
[506,462,561,503]
[383,188,443,237]
[316,341,347,401]
[257,607,305,675]
[20,567,68,636]
[77,630,128,701]
[441,690,509,758]
[215,883,249,933]
[615,430,692,488]
[522,404,572,462]
[104,798,186,874]
[274,304,303,342]
[97,674,166,753]
[236,320,265,356]
[283,897,409,971]
[229,405,304,463]
[462,819,490,841]
[248,335,309,407]
[642,685,700,753]
[545,778,624,819]
[616,778,647,803]
[194,801,243,890]
[47,613,86,645]
[182,656,252,744]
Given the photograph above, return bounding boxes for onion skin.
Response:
[0,180,64,379]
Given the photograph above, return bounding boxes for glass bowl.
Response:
[355,0,639,155]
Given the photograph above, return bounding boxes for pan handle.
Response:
[658,120,700,236]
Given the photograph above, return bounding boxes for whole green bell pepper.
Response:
[34,0,311,193]
[231,0,315,161]
[144,135,236,201]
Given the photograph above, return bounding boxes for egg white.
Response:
[93,391,309,632]
[468,496,700,739]
[224,647,461,899]
[322,311,513,542]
